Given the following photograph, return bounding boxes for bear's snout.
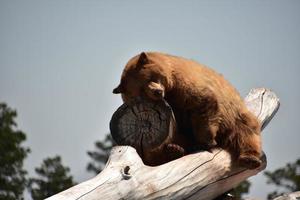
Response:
[146,81,165,100]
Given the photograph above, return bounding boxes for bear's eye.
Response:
[150,74,160,83]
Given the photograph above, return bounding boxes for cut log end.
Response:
[110,98,176,156]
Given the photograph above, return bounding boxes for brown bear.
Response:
[113,52,262,169]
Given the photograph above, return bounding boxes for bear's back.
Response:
[147,52,244,106]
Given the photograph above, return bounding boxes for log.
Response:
[47,88,280,200]
[110,98,178,165]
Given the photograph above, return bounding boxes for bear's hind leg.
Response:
[235,113,262,169]
[237,133,262,169]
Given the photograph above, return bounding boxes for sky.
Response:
[0,0,299,199]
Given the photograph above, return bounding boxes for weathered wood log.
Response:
[47,88,280,200]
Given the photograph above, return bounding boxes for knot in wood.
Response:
[121,166,132,180]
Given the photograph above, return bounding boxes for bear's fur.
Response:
[113,52,262,169]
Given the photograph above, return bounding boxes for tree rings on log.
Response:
[110,98,177,157]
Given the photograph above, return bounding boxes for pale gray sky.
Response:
[1,0,299,199]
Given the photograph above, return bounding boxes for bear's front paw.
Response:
[165,143,185,160]
[207,140,217,148]
[199,140,217,152]
[238,154,262,169]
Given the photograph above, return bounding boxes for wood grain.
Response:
[110,98,176,157]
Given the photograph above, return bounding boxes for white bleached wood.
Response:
[47,88,280,200]
[273,191,300,200]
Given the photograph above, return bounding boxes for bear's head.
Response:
[113,52,172,103]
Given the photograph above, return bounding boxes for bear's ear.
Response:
[113,84,123,94]
[136,52,149,67]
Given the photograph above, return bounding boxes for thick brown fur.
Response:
[113,52,262,169]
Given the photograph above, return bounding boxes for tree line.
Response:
[0,102,299,199]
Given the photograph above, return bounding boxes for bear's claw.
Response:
[238,154,262,169]
[165,143,185,160]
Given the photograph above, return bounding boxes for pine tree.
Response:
[231,180,251,199]
[87,134,115,174]
[264,158,300,199]
[0,103,30,200]
[28,156,76,200]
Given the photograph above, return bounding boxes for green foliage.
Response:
[87,134,115,174]
[264,159,300,199]
[0,103,30,200]
[231,180,251,199]
[28,156,76,200]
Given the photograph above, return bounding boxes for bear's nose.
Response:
[154,89,163,96]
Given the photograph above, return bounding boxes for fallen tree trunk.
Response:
[47,88,280,200]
